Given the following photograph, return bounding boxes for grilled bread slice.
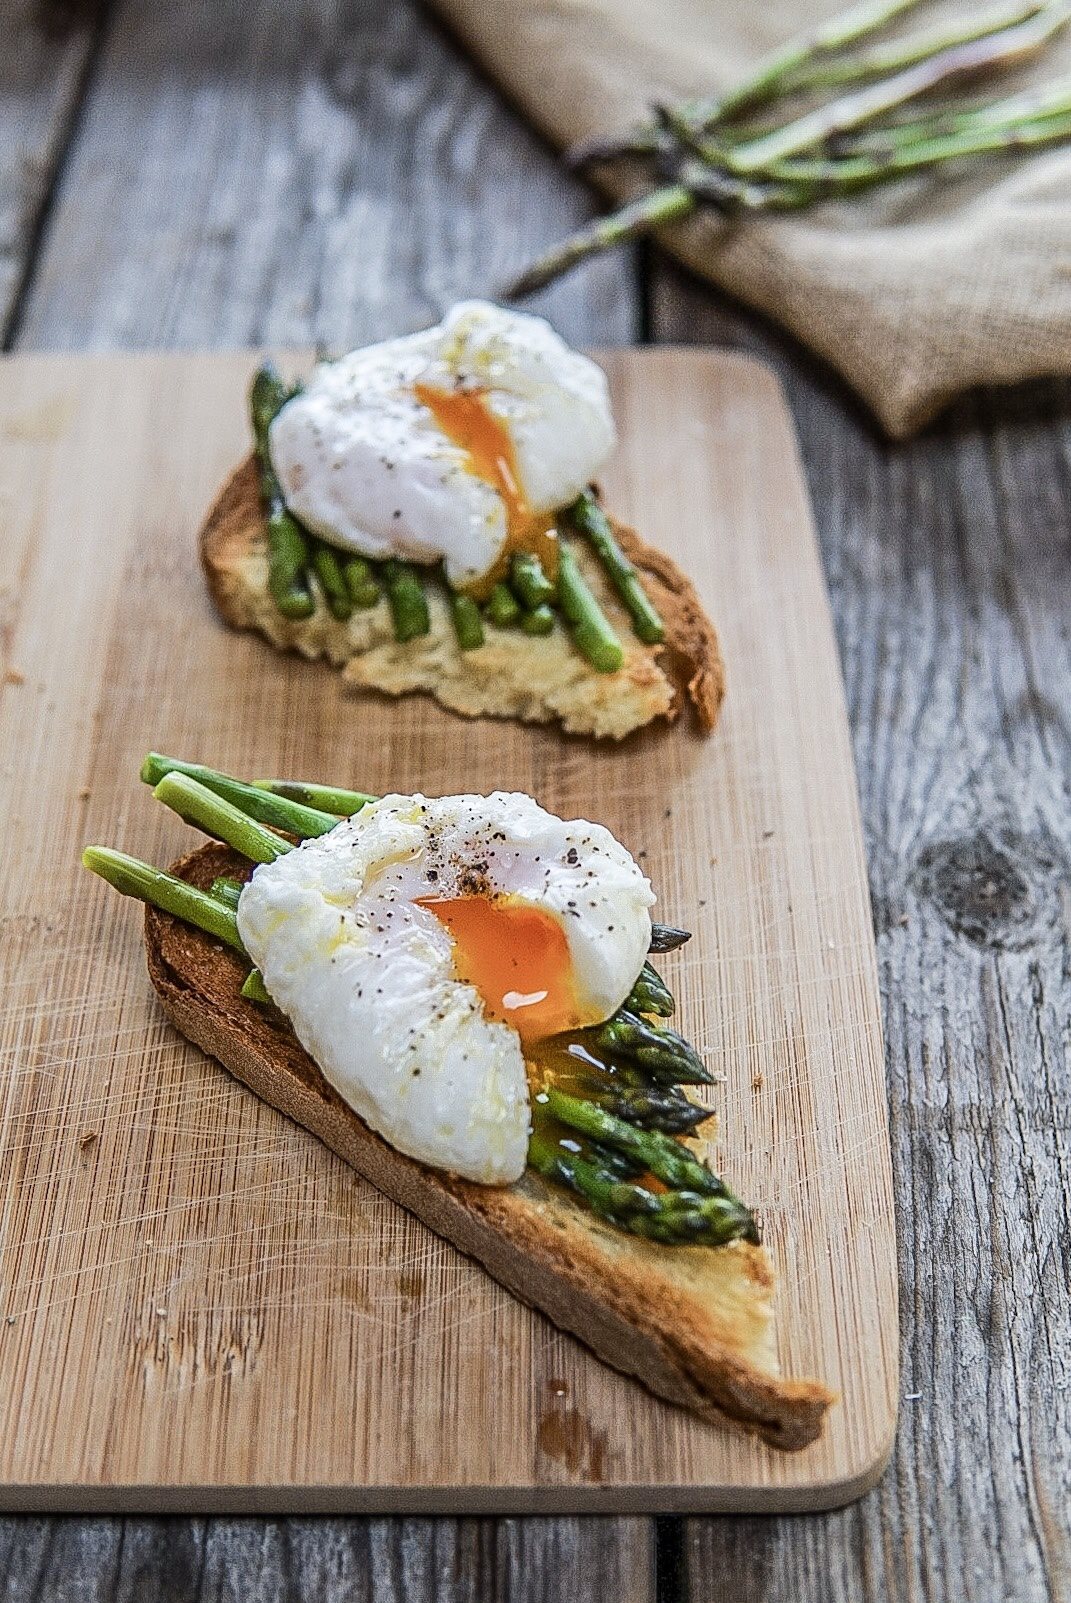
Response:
[145,840,833,1450]
[200,458,725,741]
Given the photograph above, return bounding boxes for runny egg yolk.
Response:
[414,383,559,599]
[417,894,585,1046]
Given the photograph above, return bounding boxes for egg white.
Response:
[267,301,616,589]
[235,792,655,1184]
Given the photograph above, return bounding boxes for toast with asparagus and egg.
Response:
[83,755,832,1448]
[200,302,723,741]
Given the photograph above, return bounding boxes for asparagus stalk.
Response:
[556,544,625,673]
[626,961,675,1017]
[842,74,1071,151]
[506,186,696,300]
[485,582,522,628]
[769,107,1071,191]
[250,364,315,621]
[510,551,556,609]
[527,1125,758,1246]
[541,1088,723,1194]
[566,0,930,167]
[252,778,377,816]
[772,0,1047,96]
[343,555,381,609]
[449,590,485,651]
[690,0,930,128]
[152,773,293,864]
[82,848,245,951]
[241,968,273,1004]
[520,603,555,636]
[210,876,245,910]
[588,1009,712,1083]
[141,754,340,838]
[568,492,665,645]
[310,541,353,621]
[725,3,1071,173]
[589,1081,708,1134]
[382,559,431,642]
[650,923,692,952]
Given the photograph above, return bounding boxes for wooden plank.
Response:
[0,0,104,340]
[0,347,893,1510]
[651,267,1071,1600]
[0,1515,655,1602]
[10,0,636,353]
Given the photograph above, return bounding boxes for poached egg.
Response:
[236,791,654,1184]
[267,302,616,593]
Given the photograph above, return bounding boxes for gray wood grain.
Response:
[11,0,636,351]
[0,1517,655,1603]
[0,0,648,1599]
[650,265,1071,1603]
[0,0,105,342]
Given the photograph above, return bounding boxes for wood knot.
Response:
[912,831,1065,952]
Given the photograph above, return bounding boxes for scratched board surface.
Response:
[0,349,895,1511]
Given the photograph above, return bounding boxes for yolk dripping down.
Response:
[417,894,589,1048]
[414,383,559,598]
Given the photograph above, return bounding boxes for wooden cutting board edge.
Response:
[0,346,898,1512]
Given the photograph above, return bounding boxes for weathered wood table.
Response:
[3,1,1068,1598]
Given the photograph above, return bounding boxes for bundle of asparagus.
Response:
[507,0,1071,297]
[251,365,664,674]
[83,755,756,1250]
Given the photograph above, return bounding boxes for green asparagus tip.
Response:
[82,846,245,952]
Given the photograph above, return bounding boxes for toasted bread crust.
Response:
[144,843,833,1450]
[200,458,725,740]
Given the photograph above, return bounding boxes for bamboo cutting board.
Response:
[0,349,896,1512]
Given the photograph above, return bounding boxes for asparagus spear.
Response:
[568,492,665,645]
[588,1009,712,1083]
[241,968,273,1004]
[252,778,377,816]
[343,555,381,609]
[726,3,1071,173]
[382,559,431,642]
[556,544,624,673]
[527,1126,758,1246]
[141,754,340,837]
[775,0,1048,96]
[210,876,244,910]
[650,923,692,952]
[588,1081,708,1134]
[82,848,245,951]
[506,186,696,300]
[485,582,522,628]
[250,364,315,621]
[510,551,556,609]
[565,0,930,167]
[520,603,555,636]
[541,1088,726,1194]
[626,960,675,1017]
[310,541,353,621]
[768,107,1071,193]
[449,591,485,651]
[152,773,293,864]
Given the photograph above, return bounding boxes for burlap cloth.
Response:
[428,0,1071,435]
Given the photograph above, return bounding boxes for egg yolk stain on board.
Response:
[414,383,559,597]
[417,894,587,1046]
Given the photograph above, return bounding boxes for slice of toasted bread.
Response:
[200,458,724,741]
[145,841,833,1449]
